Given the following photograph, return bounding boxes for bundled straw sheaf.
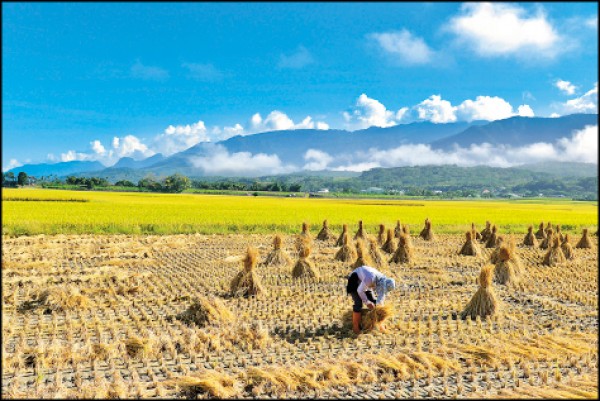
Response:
[381,228,397,254]
[539,228,554,250]
[542,237,566,267]
[292,241,320,279]
[576,228,592,249]
[480,221,492,242]
[419,218,434,241]
[334,232,357,262]
[316,219,335,241]
[343,304,395,332]
[535,221,546,239]
[485,225,499,248]
[176,297,234,328]
[523,225,538,247]
[471,222,482,241]
[352,239,374,268]
[494,245,522,285]
[394,220,402,239]
[298,222,313,245]
[264,234,292,267]
[390,234,413,264]
[377,224,386,245]
[336,224,349,247]
[460,265,499,320]
[231,247,265,297]
[561,234,575,260]
[368,237,388,269]
[489,235,505,264]
[19,286,91,313]
[459,231,480,256]
[354,220,368,240]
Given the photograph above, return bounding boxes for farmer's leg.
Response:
[350,292,363,333]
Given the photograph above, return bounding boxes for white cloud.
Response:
[344,94,399,129]
[447,2,561,59]
[416,95,457,123]
[152,121,210,156]
[278,46,314,69]
[556,125,598,163]
[586,16,598,29]
[91,140,106,155]
[455,96,515,122]
[112,135,155,160]
[60,150,92,162]
[188,144,296,176]
[182,63,223,81]
[550,113,561,118]
[369,29,435,65]
[303,149,333,171]
[3,159,22,172]
[248,111,326,133]
[130,60,169,81]
[517,104,535,117]
[559,83,598,114]
[555,79,577,95]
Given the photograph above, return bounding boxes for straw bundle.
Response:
[523,225,538,247]
[420,220,435,241]
[264,234,292,267]
[480,221,492,242]
[343,304,395,332]
[555,224,564,243]
[354,220,368,240]
[485,225,498,248]
[460,265,499,320]
[390,234,413,264]
[494,246,522,285]
[471,223,482,241]
[394,220,402,239]
[458,231,481,256]
[176,297,234,328]
[545,221,553,236]
[292,242,320,278]
[402,224,410,235]
[377,224,386,245]
[334,232,357,262]
[368,237,388,269]
[381,228,397,254]
[489,235,505,264]
[352,239,374,268]
[316,219,335,241]
[539,228,554,249]
[231,247,265,297]
[575,228,592,249]
[535,221,546,239]
[561,234,575,260]
[336,224,349,247]
[542,237,566,267]
[298,222,313,244]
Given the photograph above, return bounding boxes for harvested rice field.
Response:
[2,227,598,399]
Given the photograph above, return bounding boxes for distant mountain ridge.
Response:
[7,113,597,179]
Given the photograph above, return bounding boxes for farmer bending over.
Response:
[346,265,396,334]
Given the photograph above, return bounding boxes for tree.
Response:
[162,174,191,193]
[115,180,135,187]
[17,172,28,186]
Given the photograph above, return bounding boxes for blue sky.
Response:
[2,2,598,170]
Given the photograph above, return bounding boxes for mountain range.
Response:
[7,113,597,180]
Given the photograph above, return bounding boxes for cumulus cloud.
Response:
[343,94,400,129]
[556,125,598,163]
[447,2,561,59]
[60,150,92,162]
[416,95,458,123]
[248,111,327,133]
[456,96,515,122]
[555,79,577,95]
[111,135,155,160]
[91,140,106,155]
[188,144,296,176]
[517,104,535,117]
[303,149,334,171]
[278,46,314,69]
[130,60,169,81]
[151,121,211,156]
[182,62,224,82]
[369,29,435,65]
